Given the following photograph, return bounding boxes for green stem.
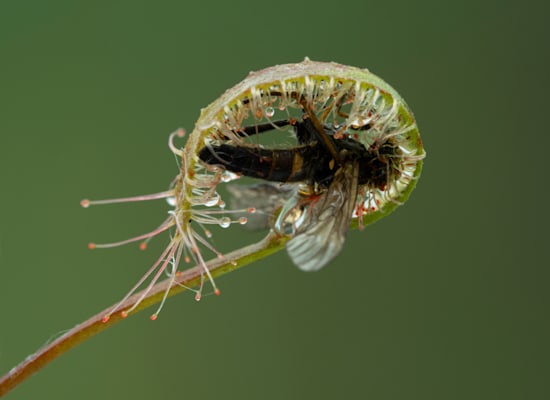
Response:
[0,231,288,398]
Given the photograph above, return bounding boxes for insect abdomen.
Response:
[198,144,312,182]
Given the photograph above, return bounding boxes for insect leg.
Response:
[299,98,342,166]
[234,119,293,138]
[335,93,349,119]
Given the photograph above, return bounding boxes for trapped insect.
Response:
[199,59,425,271]
[82,59,425,320]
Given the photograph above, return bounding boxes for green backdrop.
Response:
[1,1,548,399]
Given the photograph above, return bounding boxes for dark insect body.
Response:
[199,117,397,191]
[199,105,403,271]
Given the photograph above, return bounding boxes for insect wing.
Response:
[286,163,359,271]
[226,182,295,230]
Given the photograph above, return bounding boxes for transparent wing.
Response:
[286,163,359,271]
[226,182,295,230]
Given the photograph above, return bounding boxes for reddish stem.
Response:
[0,232,287,397]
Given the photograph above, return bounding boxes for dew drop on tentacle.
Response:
[265,106,275,118]
[166,196,176,206]
[221,171,240,183]
[219,217,231,228]
[204,192,220,207]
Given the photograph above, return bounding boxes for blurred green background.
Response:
[1,0,548,399]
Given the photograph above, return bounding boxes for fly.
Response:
[198,100,402,271]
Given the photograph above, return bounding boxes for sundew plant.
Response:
[0,59,425,396]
